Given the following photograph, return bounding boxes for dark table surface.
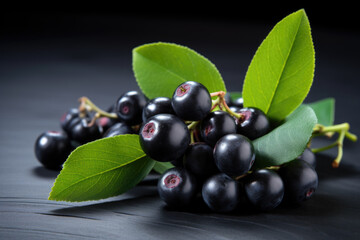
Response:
[1,9,360,240]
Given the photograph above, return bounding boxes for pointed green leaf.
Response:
[253,105,317,168]
[242,9,315,122]
[133,42,226,99]
[49,134,155,202]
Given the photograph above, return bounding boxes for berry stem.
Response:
[311,123,357,168]
[210,91,243,119]
[79,97,118,119]
[187,121,199,144]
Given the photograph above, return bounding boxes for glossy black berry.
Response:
[243,169,284,211]
[34,131,73,170]
[213,134,255,178]
[103,122,134,138]
[142,97,175,122]
[115,91,147,125]
[60,108,88,134]
[171,81,212,121]
[279,159,318,204]
[202,173,240,213]
[158,167,198,208]
[297,147,316,169]
[235,107,270,140]
[139,114,190,162]
[68,118,103,144]
[200,111,237,147]
[184,142,219,180]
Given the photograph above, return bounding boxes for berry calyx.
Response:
[115,91,147,125]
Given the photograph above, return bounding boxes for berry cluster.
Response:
[34,80,318,213]
[34,91,144,170]
[139,81,318,213]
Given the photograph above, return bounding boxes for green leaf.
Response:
[49,134,155,202]
[133,42,226,99]
[152,162,174,174]
[253,105,317,168]
[242,9,315,122]
[307,98,335,126]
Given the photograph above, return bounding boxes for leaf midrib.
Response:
[265,13,304,114]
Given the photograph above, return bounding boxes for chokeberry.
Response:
[115,91,147,125]
[213,134,255,178]
[60,108,88,134]
[103,122,134,138]
[279,159,318,204]
[297,147,316,169]
[34,131,73,170]
[68,117,103,144]
[158,167,198,208]
[202,173,240,213]
[200,110,237,147]
[139,114,190,162]
[171,81,212,121]
[235,107,270,140]
[184,142,219,181]
[243,169,284,211]
[142,97,175,122]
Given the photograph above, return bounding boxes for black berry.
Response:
[243,169,284,211]
[202,173,240,213]
[297,147,316,169]
[184,142,219,180]
[200,110,237,147]
[279,159,318,204]
[103,122,134,138]
[34,131,73,170]
[142,97,175,122]
[115,91,147,125]
[213,133,255,178]
[236,107,270,140]
[157,167,198,208]
[139,114,190,162]
[68,118,103,144]
[60,108,87,134]
[171,81,212,121]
